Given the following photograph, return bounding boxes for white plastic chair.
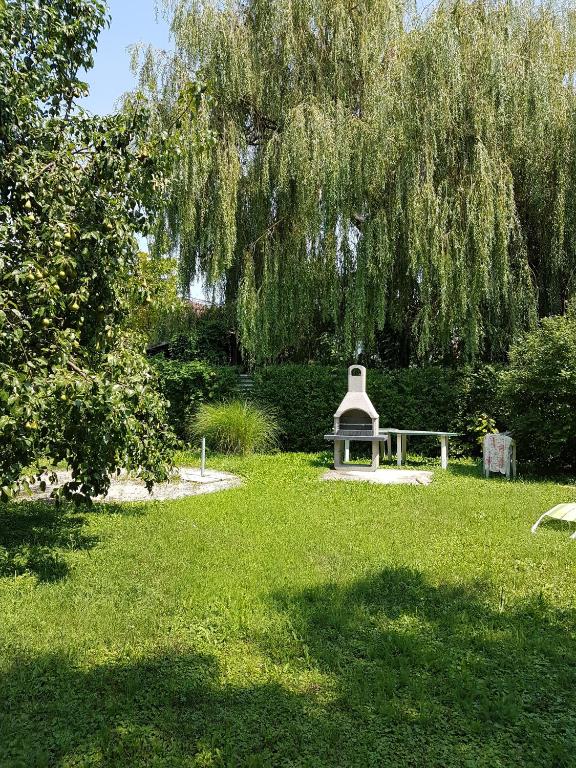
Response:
[531,504,576,539]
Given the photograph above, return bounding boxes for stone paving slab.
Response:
[321,468,433,486]
[178,468,235,484]
[20,467,242,503]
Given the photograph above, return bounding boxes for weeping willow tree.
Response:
[138,0,576,363]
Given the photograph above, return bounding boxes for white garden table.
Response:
[379,428,460,469]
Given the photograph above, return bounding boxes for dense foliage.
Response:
[139,0,576,364]
[500,310,576,470]
[166,305,239,365]
[127,253,182,343]
[151,357,238,439]
[151,358,502,454]
[153,350,576,470]
[130,266,239,365]
[0,0,178,500]
[190,399,279,454]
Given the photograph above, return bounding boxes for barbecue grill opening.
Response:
[333,365,379,437]
[337,409,374,436]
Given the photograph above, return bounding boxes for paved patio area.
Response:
[321,468,433,486]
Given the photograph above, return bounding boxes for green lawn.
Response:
[1,453,575,767]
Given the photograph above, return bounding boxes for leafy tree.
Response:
[127,252,183,343]
[139,0,576,364]
[0,0,178,501]
[127,255,239,363]
[499,305,576,470]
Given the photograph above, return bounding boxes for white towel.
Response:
[483,433,514,475]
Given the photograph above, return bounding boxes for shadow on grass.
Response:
[446,461,576,485]
[0,648,329,767]
[0,498,149,583]
[389,453,433,469]
[0,502,101,582]
[445,460,484,479]
[2,568,575,767]
[308,451,435,469]
[264,567,576,766]
[307,452,335,469]
[309,451,458,472]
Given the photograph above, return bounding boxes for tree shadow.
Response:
[2,568,575,766]
[389,453,432,469]
[308,451,334,468]
[92,500,150,517]
[308,443,460,477]
[445,460,485,478]
[265,567,576,766]
[445,459,576,485]
[0,501,99,582]
[308,451,435,470]
[0,648,344,767]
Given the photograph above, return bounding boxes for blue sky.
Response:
[82,1,171,115]
[81,2,176,262]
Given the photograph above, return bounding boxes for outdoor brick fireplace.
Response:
[324,365,387,471]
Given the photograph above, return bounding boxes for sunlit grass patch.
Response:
[1,453,575,767]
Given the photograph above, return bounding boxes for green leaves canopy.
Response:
[0,0,175,501]
[499,304,576,469]
[142,0,576,363]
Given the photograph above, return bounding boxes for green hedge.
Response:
[150,358,502,454]
[151,352,576,470]
[151,358,239,439]
[252,364,502,454]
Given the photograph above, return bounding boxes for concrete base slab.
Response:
[178,468,236,484]
[321,468,433,486]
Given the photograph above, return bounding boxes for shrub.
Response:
[151,359,506,456]
[251,365,345,451]
[467,413,498,448]
[190,400,279,455]
[499,312,576,470]
[150,358,239,439]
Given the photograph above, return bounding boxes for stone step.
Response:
[238,374,254,392]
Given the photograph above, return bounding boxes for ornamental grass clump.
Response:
[190,400,279,455]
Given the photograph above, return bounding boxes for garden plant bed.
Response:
[1,452,575,767]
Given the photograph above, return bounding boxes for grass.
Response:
[1,452,575,767]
